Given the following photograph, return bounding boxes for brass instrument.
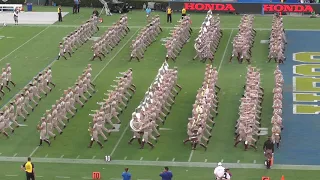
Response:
[88,122,93,136]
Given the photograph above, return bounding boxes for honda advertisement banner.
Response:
[169,2,319,14]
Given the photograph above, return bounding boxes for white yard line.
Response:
[0,26,50,63]
[56,176,70,179]
[188,29,234,162]
[29,146,39,157]
[218,29,234,73]
[92,28,140,82]
[188,150,194,162]
[107,25,139,154]
[0,156,319,170]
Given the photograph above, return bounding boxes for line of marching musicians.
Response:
[165,16,192,62]
[130,16,162,62]
[88,69,136,149]
[58,16,100,60]
[268,14,286,64]
[0,63,15,98]
[271,65,284,149]
[234,66,264,151]
[37,64,95,146]
[193,11,222,63]
[0,65,53,138]
[128,62,182,149]
[183,64,220,151]
[91,15,130,61]
[229,15,256,64]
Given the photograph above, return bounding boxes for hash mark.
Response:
[237,160,240,163]
[56,176,70,179]
[124,156,127,160]
[13,153,17,157]
[254,160,256,164]
[60,155,64,158]
[45,154,48,158]
[172,158,175,162]
[92,156,96,159]
[140,157,143,161]
[156,157,159,161]
[221,159,224,163]
[204,159,207,162]
[76,155,80,159]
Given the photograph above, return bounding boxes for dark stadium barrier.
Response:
[2,0,318,14]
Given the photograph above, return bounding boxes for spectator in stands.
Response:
[166,6,172,23]
[93,8,99,17]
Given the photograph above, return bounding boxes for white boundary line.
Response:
[0,26,50,63]
[1,156,320,170]
[188,29,234,162]
[28,28,140,157]
[5,24,320,31]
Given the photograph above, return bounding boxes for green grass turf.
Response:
[0,5,318,179]
[0,162,319,180]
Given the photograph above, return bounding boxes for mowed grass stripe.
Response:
[28,28,142,158]
[190,30,275,164]
[0,28,138,156]
[0,27,76,109]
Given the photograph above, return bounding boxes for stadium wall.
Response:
[2,0,319,14]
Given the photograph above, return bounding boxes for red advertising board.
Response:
[169,2,319,14]
[263,4,314,13]
[183,3,236,12]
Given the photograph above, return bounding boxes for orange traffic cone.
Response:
[281,175,285,180]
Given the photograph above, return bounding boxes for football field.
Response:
[1,6,320,179]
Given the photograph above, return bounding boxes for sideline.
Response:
[0,156,319,170]
[5,24,320,32]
